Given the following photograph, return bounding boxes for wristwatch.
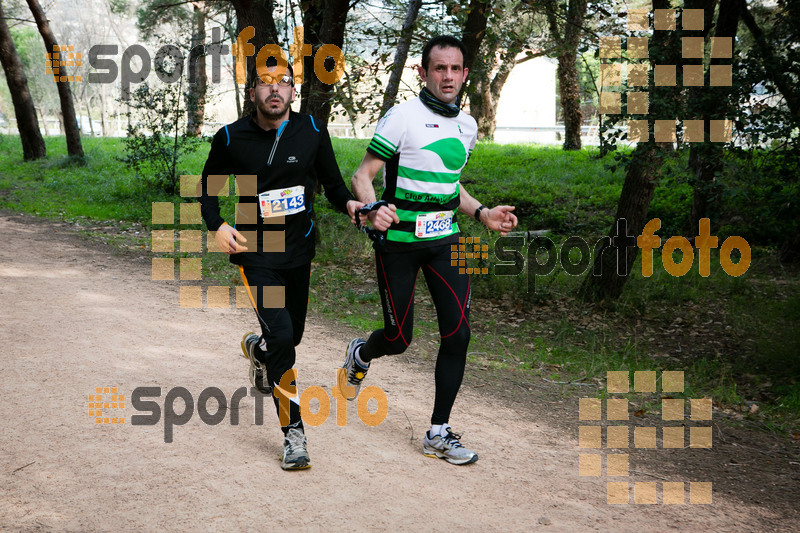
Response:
[475,205,487,222]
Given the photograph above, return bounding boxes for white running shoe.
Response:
[281,427,311,470]
[338,338,368,401]
[423,427,479,465]
[241,332,272,395]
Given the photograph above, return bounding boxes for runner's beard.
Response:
[257,95,290,119]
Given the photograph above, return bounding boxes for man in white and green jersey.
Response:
[338,35,518,465]
[366,93,478,247]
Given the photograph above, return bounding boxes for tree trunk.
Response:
[470,75,493,140]
[557,51,582,150]
[738,0,800,263]
[484,50,519,137]
[25,0,83,158]
[577,143,665,301]
[547,0,587,151]
[186,3,207,136]
[300,0,349,127]
[460,0,492,78]
[84,95,95,135]
[467,24,500,141]
[469,41,522,141]
[99,86,108,136]
[380,0,422,117]
[337,68,359,136]
[778,226,800,264]
[578,0,678,302]
[77,82,92,135]
[299,0,323,115]
[231,0,279,118]
[689,0,739,228]
[233,53,242,117]
[459,0,492,104]
[219,23,243,118]
[38,107,49,136]
[0,0,46,160]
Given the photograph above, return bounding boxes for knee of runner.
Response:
[292,331,304,347]
[384,335,412,355]
[266,329,294,354]
[441,327,470,353]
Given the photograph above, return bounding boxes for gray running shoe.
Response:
[423,428,479,465]
[281,428,311,470]
[339,338,368,401]
[241,332,272,395]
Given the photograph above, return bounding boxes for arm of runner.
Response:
[458,186,518,236]
[351,151,399,231]
[214,222,248,254]
[199,130,229,232]
[200,130,248,252]
[314,125,361,221]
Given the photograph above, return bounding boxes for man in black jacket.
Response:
[200,58,359,470]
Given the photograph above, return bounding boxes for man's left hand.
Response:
[347,200,365,226]
[482,205,518,236]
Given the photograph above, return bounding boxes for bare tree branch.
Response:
[1,16,36,23]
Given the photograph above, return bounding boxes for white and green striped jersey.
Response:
[367,97,478,247]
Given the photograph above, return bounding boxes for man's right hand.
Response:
[368,204,399,232]
[215,223,248,254]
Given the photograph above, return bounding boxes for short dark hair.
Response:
[421,35,467,71]
[249,55,294,88]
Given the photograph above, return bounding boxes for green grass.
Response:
[0,134,213,224]
[462,143,621,233]
[2,134,798,434]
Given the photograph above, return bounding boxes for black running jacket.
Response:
[199,111,353,268]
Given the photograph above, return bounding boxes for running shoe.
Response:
[281,428,311,470]
[338,338,368,401]
[423,427,479,465]
[241,332,272,395]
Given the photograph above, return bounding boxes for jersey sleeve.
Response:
[463,115,479,168]
[468,126,477,157]
[366,106,405,161]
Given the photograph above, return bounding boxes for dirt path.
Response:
[0,214,793,531]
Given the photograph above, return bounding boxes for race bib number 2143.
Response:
[258,185,305,218]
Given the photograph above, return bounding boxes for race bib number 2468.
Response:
[415,211,453,239]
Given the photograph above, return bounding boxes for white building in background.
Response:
[493,57,559,144]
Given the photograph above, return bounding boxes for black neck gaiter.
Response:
[419,87,460,118]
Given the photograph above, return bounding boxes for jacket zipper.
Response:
[266,122,285,166]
